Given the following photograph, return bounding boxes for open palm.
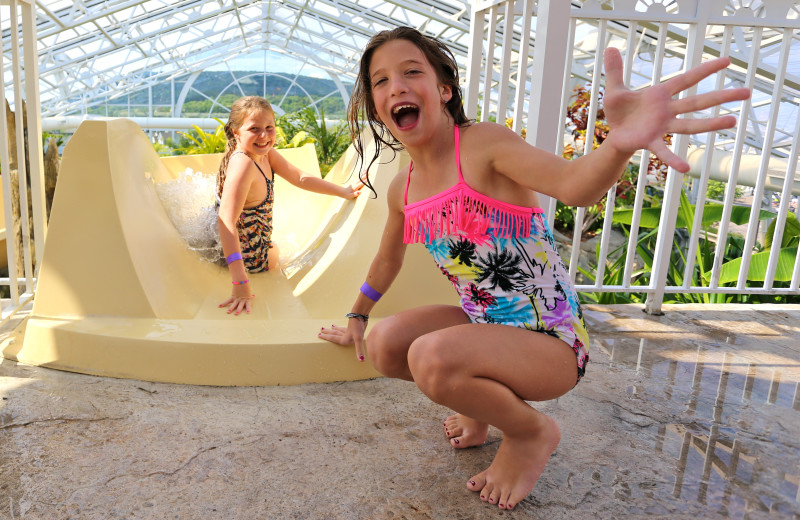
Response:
[601,47,751,173]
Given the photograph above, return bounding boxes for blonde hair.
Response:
[216,96,275,198]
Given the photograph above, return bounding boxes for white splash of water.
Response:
[153,168,223,263]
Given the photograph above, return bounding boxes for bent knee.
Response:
[407,337,458,402]
[366,320,411,378]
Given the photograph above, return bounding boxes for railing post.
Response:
[22,0,47,273]
[525,0,571,216]
[644,2,712,315]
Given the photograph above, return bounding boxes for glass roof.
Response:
[12,0,472,117]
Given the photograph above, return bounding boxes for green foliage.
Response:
[705,179,743,201]
[579,189,799,305]
[177,119,227,154]
[285,107,350,176]
[42,131,64,149]
[150,108,351,175]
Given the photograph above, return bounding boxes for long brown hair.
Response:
[216,96,274,199]
[348,27,470,196]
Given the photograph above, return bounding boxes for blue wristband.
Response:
[360,282,382,302]
[226,252,243,265]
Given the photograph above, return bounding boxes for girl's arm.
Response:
[217,155,255,315]
[268,148,363,199]
[484,47,751,207]
[319,171,408,361]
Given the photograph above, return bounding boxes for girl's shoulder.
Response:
[459,121,519,143]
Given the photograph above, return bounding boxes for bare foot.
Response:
[443,413,489,449]
[466,414,561,510]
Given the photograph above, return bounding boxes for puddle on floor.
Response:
[591,332,800,518]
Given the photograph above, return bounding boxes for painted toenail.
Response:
[470,480,476,486]
[454,439,459,444]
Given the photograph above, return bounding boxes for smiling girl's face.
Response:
[368,38,452,147]
[234,108,277,157]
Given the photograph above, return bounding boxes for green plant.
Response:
[580,189,799,304]
[290,107,350,175]
[176,119,227,154]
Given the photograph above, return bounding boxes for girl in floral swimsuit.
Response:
[318,27,748,511]
[216,96,363,316]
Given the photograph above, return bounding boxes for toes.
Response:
[486,486,501,506]
[498,489,512,510]
[467,474,486,492]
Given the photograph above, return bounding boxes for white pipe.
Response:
[42,116,224,132]
[686,146,800,196]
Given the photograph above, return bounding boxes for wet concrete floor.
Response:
[1,303,798,519]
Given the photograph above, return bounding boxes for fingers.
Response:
[672,87,751,115]
[650,142,689,173]
[318,325,351,345]
[220,294,254,315]
[668,114,738,135]
[353,334,365,362]
[603,47,625,92]
[664,56,732,95]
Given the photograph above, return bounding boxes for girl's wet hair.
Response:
[217,96,274,198]
[348,26,470,196]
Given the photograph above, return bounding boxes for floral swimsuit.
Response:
[232,151,274,272]
[403,125,589,382]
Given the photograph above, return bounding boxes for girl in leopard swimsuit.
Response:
[217,96,362,316]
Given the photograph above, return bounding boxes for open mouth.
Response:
[392,104,420,129]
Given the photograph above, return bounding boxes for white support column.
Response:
[525,0,571,217]
[644,3,712,315]
[464,3,486,121]
[22,0,47,273]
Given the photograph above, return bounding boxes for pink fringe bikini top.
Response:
[403,125,544,245]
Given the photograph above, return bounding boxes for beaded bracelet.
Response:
[232,279,249,285]
[360,282,383,302]
[345,312,369,322]
[226,252,243,265]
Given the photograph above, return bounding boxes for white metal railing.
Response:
[0,0,46,320]
[465,0,800,313]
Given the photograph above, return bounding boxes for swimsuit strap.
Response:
[231,150,271,182]
[454,124,465,184]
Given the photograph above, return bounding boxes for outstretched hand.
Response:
[602,47,751,173]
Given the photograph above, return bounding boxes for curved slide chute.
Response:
[8,119,453,385]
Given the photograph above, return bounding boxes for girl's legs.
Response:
[368,305,490,446]
[365,304,469,381]
[368,308,578,510]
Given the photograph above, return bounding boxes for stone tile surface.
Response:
[1,304,799,519]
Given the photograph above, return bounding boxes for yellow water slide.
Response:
[7,118,452,385]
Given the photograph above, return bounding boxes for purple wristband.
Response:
[226,252,243,265]
[360,282,382,302]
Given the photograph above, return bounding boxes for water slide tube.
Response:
[7,118,454,385]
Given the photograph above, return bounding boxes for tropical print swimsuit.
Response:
[403,125,589,382]
[231,151,274,272]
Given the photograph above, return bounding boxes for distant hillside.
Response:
[108,71,353,118]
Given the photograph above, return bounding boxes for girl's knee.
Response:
[408,337,455,402]
[366,320,410,377]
